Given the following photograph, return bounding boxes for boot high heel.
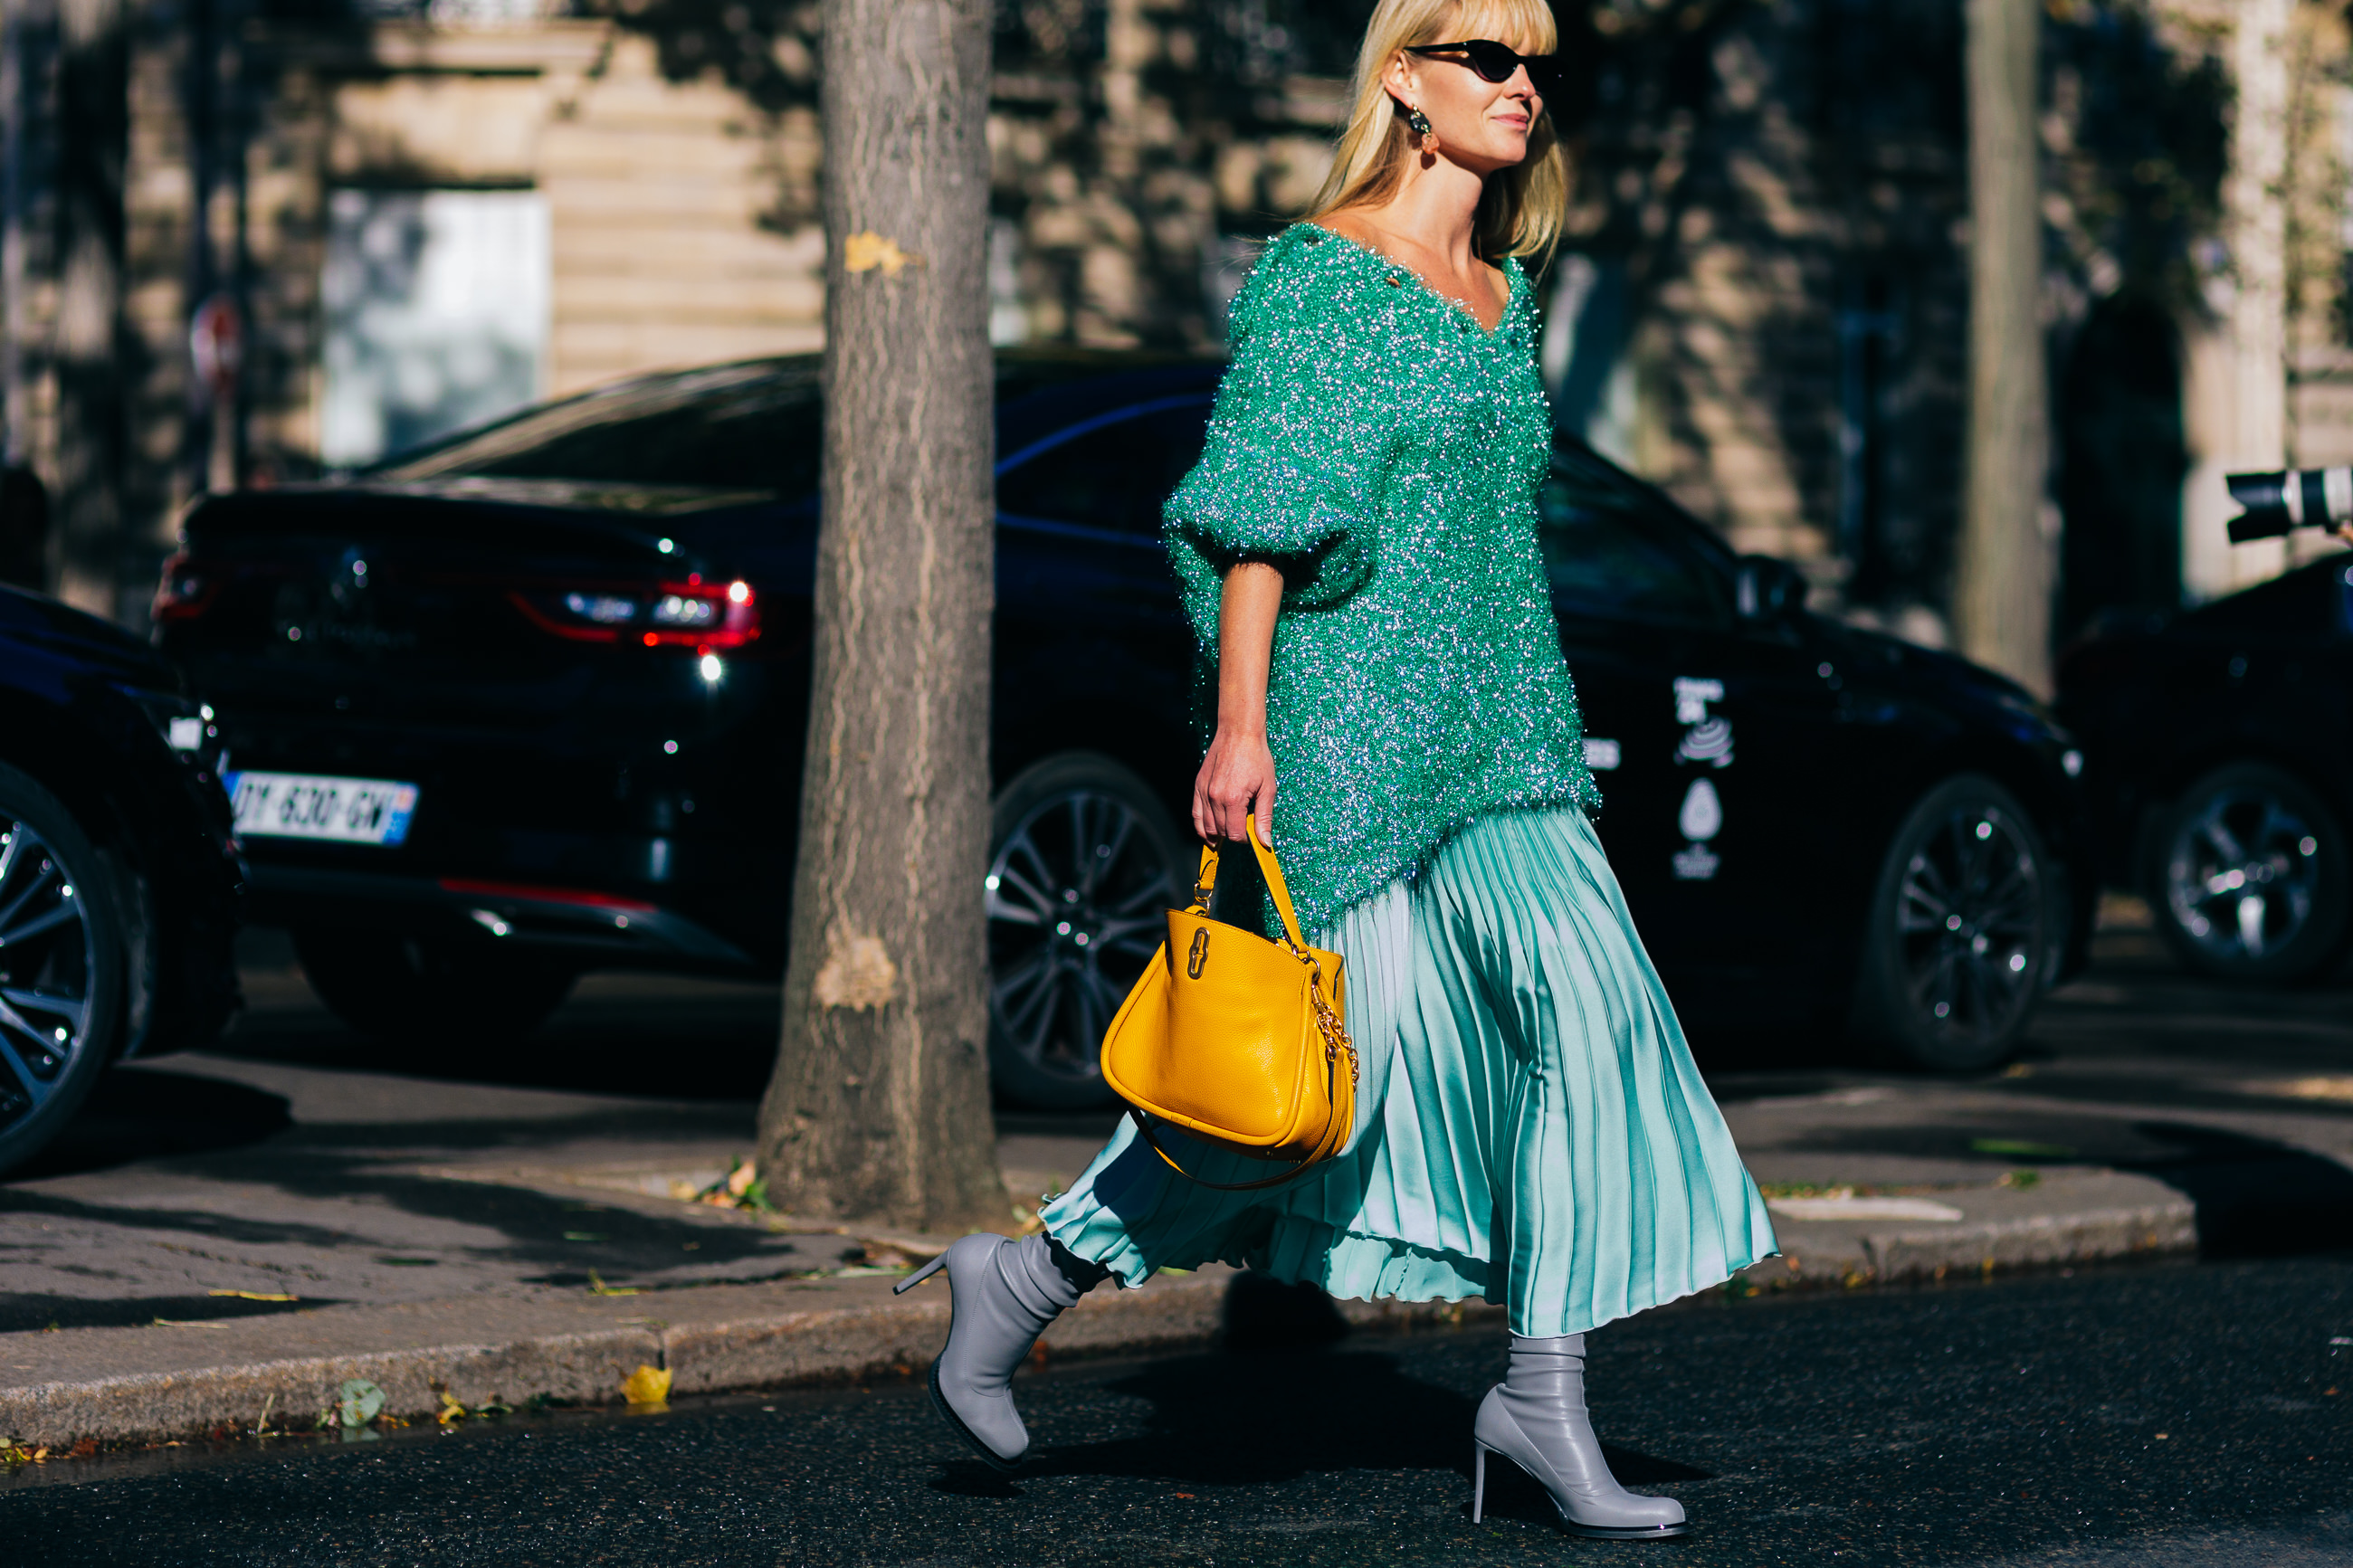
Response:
[1469,1333,1688,1541]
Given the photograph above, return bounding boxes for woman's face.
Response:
[1387,34,1545,176]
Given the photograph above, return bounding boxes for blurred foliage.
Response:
[569,0,821,117]
[2043,0,2229,320]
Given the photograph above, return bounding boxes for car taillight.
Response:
[509,578,759,650]
[152,551,222,622]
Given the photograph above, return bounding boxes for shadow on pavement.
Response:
[987,1341,1705,1509]
[0,1149,806,1288]
[1222,1272,1350,1351]
[215,982,784,1102]
[929,1274,1709,1515]
[1782,1110,2353,1260]
[7,1069,293,1182]
[2123,1122,2353,1259]
[0,1292,324,1334]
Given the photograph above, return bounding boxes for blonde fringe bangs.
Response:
[1302,0,1567,269]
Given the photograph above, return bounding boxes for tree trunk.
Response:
[1954,0,2049,693]
[754,0,1007,1232]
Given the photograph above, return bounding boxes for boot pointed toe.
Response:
[904,1232,1097,1471]
[928,1358,1028,1470]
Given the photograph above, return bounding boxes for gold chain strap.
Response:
[1300,953,1358,1085]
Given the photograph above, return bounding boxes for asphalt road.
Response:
[6,916,2352,1563]
[5,1253,2353,1565]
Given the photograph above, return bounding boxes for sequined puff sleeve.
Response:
[1162,246,1395,615]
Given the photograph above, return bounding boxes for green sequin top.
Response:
[1163,223,1600,936]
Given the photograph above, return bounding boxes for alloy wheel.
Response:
[0,821,100,1138]
[986,788,1181,1101]
[2162,784,2322,966]
[1891,803,2047,1054]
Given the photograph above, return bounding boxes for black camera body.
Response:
[2226,469,2353,542]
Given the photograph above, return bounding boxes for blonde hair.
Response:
[1303,0,1567,267]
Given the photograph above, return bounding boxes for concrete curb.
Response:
[0,1264,1491,1449]
[1739,1171,2196,1291]
[1,1174,2197,1449]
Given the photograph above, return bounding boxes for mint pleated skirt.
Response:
[1037,806,1777,1337]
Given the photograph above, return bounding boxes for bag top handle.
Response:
[1190,813,1312,955]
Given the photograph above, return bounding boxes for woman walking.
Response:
[899,0,1776,1539]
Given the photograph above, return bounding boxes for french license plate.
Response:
[227,771,421,847]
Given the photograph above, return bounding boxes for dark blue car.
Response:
[2058,556,2353,982]
[0,586,243,1172]
[157,351,2091,1106]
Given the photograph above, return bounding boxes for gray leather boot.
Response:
[1472,1333,1688,1539]
[894,1232,1101,1469]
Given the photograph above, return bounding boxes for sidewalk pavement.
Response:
[5,929,2346,1449]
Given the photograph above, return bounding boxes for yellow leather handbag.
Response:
[1099,813,1358,1190]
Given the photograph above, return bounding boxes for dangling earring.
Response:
[1406,105,1434,146]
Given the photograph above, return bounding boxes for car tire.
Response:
[293,929,578,1043]
[0,761,129,1175]
[2146,761,2349,983]
[986,751,1189,1110]
[1851,774,2058,1073]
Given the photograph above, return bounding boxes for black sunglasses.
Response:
[1405,40,1561,102]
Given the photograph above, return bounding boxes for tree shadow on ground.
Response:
[7,1069,292,1182]
[0,1154,816,1286]
[215,987,783,1102]
[0,1291,325,1333]
[1785,1112,2353,1260]
[2122,1122,2353,1259]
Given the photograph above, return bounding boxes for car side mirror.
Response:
[1735,555,1807,621]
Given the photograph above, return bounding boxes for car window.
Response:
[379,366,823,495]
[1537,472,1729,626]
[997,404,1210,537]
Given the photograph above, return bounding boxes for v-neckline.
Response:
[1300,223,1519,338]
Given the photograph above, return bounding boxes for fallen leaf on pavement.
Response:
[1968,1138,2076,1159]
[207,1289,298,1302]
[338,1379,386,1430]
[621,1364,672,1407]
[587,1270,641,1297]
[854,1236,945,1269]
[437,1392,468,1425]
[694,1157,775,1212]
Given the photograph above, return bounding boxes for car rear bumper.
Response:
[245,863,758,970]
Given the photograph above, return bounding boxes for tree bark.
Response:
[1954,0,2049,693]
[754,0,1007,1231]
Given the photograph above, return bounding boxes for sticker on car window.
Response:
[1672,677,1723,724]
[1675,717,1734,768]
[1673,778,1723,880]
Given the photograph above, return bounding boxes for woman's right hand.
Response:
[1198,560,1285,847]
[1194,727,1276,847]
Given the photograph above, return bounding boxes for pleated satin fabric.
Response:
[1037,806,1778,1338]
